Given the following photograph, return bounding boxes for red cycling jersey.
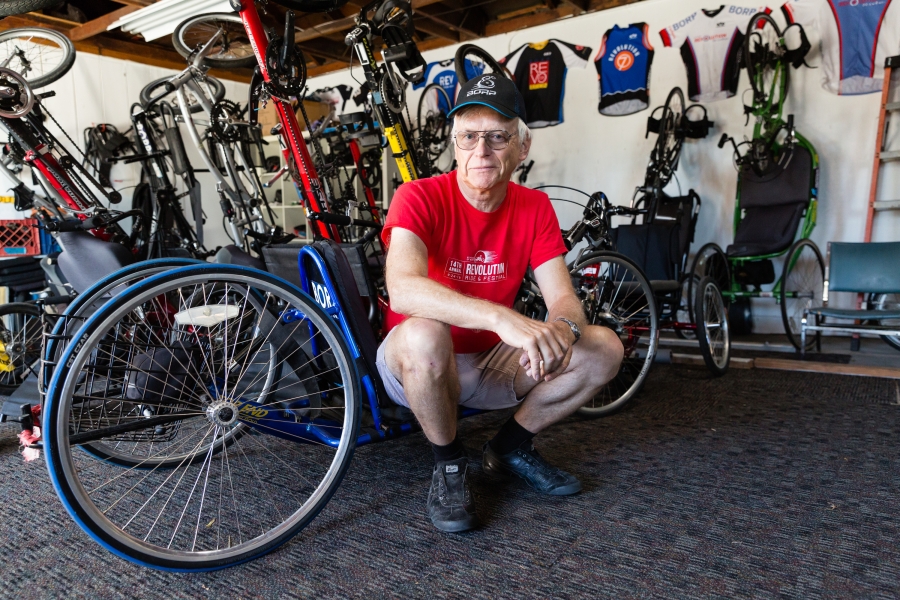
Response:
[382,171,567,353]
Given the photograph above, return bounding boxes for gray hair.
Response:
[450,105,531,145]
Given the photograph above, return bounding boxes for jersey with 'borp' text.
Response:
[595,23,655,115]
[661,5,772,102]
[781,0,897,95]
[381,172,567,353]
[499,39,593,128]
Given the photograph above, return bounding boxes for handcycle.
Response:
[693,13,823,350]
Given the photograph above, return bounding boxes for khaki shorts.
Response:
[375,327,524,410]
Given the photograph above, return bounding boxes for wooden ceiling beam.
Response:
[68,5,140,42]
[414,6,480,40]
[111,0,158,6]
[413,19,460,43]
[295,0,447,43]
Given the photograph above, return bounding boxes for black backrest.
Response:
[57,231,136,294]
[302,239,387,404]
[739,145,813,209]
[613,223,680,281]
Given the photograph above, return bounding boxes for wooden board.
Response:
[754,357,900,380]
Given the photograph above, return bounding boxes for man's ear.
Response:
[518,132,531,162]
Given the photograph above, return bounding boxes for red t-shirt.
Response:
[382,171,567,353]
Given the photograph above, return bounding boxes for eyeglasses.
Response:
[453,130,517,151]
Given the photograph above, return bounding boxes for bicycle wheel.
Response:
[454,43,509,83]
[44,265,360,571]
[0,28,74,89]
[688,243,731,321]
[573,251,658,417]
[694,276,730,376]
[139,76,225,114]
[172,13,256,69]
[651,87,685,186]
[416,82,452,172]
[872,293,900,351]
[0,0,62,17]
[744,13,790,108]
[780,238,824,350]
[0,302,42,395]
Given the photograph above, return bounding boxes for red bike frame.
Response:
[238,1,342,242]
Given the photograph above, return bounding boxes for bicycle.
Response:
[694,13,823,351]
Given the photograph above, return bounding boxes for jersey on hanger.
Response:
[595,23,655,116]
[660,5,772,102]
[781,0,897,95]
[413,59,486,113]
[499,39,593,128]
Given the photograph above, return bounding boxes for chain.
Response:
[43,103,88,163]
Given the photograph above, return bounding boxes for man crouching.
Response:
[375,73,624,532]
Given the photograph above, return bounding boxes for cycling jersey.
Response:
[661,5,772,102]
[595,23,655,116]
[413,58,486,113]
[500,39,593,128]
[381,171,567,353]
[781,0,897,95]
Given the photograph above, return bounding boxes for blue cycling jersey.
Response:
[413,59,485,113]
[594,23,654,116]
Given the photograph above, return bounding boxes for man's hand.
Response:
[494,312,576,382]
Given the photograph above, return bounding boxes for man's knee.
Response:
[571,325,623,387]
[388,318,454,378]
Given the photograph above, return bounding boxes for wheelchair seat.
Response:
[727,146,813,259]
[57,231,136,294]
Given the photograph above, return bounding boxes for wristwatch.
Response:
[554,317,582,344]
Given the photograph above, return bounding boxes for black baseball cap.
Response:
[447,73,527,123]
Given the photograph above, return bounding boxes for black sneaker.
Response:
[482,441,582,496]
[427,456,479,532]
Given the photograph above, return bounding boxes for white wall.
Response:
[0,51,250,250]
[304,0,900,332]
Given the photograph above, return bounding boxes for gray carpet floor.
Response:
[1,365,899,599]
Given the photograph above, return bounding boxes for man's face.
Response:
[454,108,530,193]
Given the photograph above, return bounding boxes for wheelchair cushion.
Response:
[57,231,136,294]
[726,202,806,258]
[308,239,388,405]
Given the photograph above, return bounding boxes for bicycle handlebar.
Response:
[307,210,382,230]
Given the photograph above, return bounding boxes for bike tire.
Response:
[694,276,730,376]
[44,264,360,571]
[0,27,75,88]
[0,302,42,395]
[744,13,790,105]
[172,13,257,69]
[688,242,731,322]
[573,251,659,418]
[0,0,62,17]
[870,293,900,352]
[139,76,225,114]
[651,87,685,185]
[454,44,509,83]
[779,238,824,351]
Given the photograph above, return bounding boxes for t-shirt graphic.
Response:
[781,0,897,95]
[413,58,486,113]
[661,5,772,102]
[381,172,567,353]
[595,23,655,116]
[499,39,593,128]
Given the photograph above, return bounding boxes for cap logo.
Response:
[467,75,497,96]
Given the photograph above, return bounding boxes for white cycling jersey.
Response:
[661,5,772,102]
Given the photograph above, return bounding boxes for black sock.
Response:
[489,417,535,455]
[432,436,465,463]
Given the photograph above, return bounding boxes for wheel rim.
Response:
[702,281,730,369]
[574,255,657,413]
[177,15,254,64]
[0,28,72,88]
[0,306,41,389]
[782,242,824,348]
[47,270,357,567]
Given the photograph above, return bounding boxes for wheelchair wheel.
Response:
[780,238,824,351]
[694,276,730,376]
[688,243,731,322]
[572,252,658,417]
[44,265,360,571]
[0,302,42,395]
[871,293,900,352]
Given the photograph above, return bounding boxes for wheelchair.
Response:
[40,239,488,571]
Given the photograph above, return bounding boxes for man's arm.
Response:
[385,227,572,380]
